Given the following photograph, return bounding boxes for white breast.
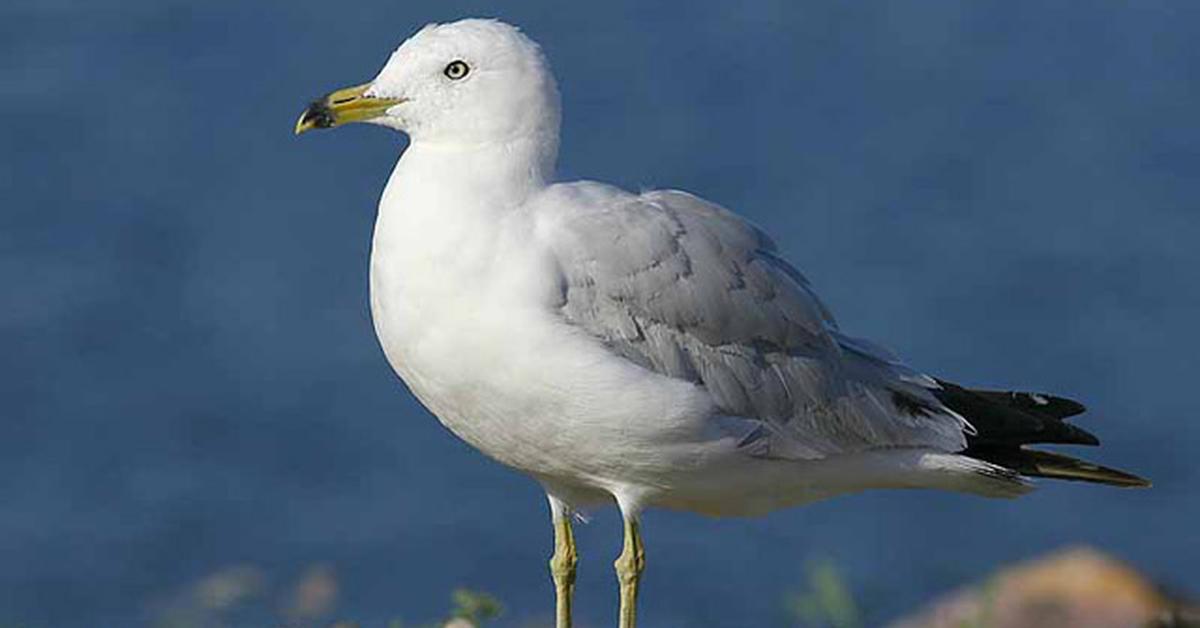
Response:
[366,155,718,491]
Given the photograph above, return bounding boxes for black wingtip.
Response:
[936,380,1148,488]
[934,381,1101,448]
[1063,422,1101,447]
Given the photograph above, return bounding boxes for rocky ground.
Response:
[889,546,1197,628]
[141,545,1196,628]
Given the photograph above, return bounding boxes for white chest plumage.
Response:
[366,146,718,489]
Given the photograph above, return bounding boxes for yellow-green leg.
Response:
[614,514,645,628]
[548,497,577,628]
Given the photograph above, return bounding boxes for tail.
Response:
[933,381,1150,488]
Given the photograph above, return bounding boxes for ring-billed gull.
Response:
[295,18,1148,628]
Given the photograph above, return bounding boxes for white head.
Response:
[297,19,561,148]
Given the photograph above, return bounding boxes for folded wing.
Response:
[540,182,971,460]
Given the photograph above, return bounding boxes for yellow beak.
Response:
[294,83,406,135]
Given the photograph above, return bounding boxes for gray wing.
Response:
[540,181,971,460]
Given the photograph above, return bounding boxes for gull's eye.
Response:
[443,60,470,80]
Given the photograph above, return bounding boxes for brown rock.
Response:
[889,546,1184,628]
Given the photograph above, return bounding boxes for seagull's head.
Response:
[296,19,561,145]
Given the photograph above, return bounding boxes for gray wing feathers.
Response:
[545,183,969,459]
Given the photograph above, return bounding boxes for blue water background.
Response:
[2,1,1198,626]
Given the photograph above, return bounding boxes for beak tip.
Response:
[294,101,335,136]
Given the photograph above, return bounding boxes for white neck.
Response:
[370,132,558,305]
[385,132,558,208]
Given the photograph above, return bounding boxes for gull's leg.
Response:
[614,512,645,628]
[547,495,578,628]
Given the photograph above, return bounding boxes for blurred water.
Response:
[1,1,1197,626]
